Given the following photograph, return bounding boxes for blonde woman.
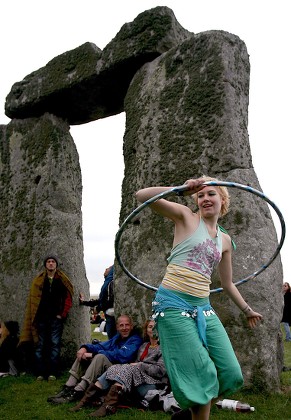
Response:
[136,177,262,420]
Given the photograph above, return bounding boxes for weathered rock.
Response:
[0,114,90,364]
[0,6,284,391]
[114,30,284,392]
[5,6,192,125]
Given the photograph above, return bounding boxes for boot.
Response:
[69,383,104,412]
[89,384,124,417]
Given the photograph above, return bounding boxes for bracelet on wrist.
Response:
[242,305,251,313]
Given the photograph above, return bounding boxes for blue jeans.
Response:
[282,322,291,341]
[35,317,63,377]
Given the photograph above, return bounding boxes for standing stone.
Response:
[0,113,90,364]
[0,6,284,391]
[115,30,284,392]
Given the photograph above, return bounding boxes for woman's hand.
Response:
[244,308,263,328]
[183,178,206,195]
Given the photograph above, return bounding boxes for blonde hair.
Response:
[193,176,230,217]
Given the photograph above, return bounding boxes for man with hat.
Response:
[19,254,73,381]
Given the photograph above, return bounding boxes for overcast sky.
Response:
[1,1,289,294]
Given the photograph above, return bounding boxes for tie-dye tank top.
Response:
[162,218,222,297]
[167,217,222,278]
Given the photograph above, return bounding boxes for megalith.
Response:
[5,7,192,125]
[1,6,284,390]
[1,5,193,364]
[0,113,90,363]
[114,30,284,392]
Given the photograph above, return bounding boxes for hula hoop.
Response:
[115,181,286,293]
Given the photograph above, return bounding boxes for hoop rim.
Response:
[115,181,286,293]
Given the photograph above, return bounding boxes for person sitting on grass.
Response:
[0,320,20,377]
[47,314,142,405]
[69,318,175,417]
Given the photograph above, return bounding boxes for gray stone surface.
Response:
[0,114,90,363]
[0,6,284,390]
[114,30,284,392]
[5,6,191,125]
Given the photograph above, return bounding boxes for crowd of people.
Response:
[46,316,178,416]
[1,177,290,420]
[0,257,179,416]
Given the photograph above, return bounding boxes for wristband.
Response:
[242,305,251,313]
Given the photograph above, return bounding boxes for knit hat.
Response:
[43,254,59,267]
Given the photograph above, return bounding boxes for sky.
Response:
[1,1,290,295]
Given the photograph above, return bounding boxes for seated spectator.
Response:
[0,320,20,377]
[47,314,142,405]
[91,311,103,325]
[80,265,116,338]
[70,319,171,416]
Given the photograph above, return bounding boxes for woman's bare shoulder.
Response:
[221,231,232,251]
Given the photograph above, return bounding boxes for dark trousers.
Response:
[105,314,116,339]
[35,317,63,377]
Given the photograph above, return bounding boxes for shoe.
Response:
[49,389,84,405]
[48,375,56,381]
[69,383,104,412]
[36,376,44,381]
[171,409,192,420]
[47,385,74,402]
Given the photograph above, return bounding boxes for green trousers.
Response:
[156,292,243,409]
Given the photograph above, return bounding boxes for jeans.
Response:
[35,317,63,377]
[282,322,291,341]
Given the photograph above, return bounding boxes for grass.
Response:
[0,326,290,420]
